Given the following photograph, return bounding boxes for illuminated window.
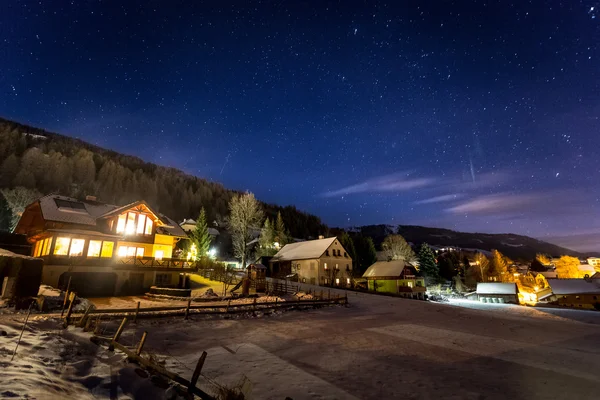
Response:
[335,264,339,270]
[347,278,351,284]
[42,238,52,256]
[87,240,102,257]
[324,263,328,269]
[116,214,126,233]
[101,242,114,257]
[155,250,164,260]
[54,237,71,255]
[118,246,128,257]
[33,241,41,257]
[127,246,136,257]
[335,278,340,285]
[136,247,144,258]
[144,218,153,235]
[69,239,85,256]
[125,213,136,235]
[137,214,146,234]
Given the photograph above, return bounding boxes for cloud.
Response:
[322,172,434,198]
[415,193,463,205]
[446,193,538,214]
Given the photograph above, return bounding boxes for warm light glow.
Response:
[116,214,126,233]
[69,239,85,256]
[209,247,217,258]
[118,246,128,257]
[101,241,114,257]
[54,237,70,255]
[155,250,164,260]
[347,278,351,284]
[125,213,136,235]
[145,218,153,235]
[324,263,328,269]
[137,214,146,234]
[534,285,539,291]
[136,247,144,258]
[274,241,280,249]
[127,246,136,257]
[335,278,340,284]
[87,240,102,257]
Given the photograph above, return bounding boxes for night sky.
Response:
[2,1,599,250]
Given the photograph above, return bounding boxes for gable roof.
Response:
[362,260,417,278]
[271,237,338,262]
[476,283,518,295]
[548,279,600,295]
[27,194,186,237]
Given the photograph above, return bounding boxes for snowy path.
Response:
[2,293,600,399]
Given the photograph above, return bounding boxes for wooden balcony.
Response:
[41,255,197,269]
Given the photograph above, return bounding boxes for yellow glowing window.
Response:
[136,247,144,258]
[101,241,114,257]
[54,237,71,255]
[116,214,126,233]
[118,246,128,257]
[43,238,52,256]
[33,241,41,257]
[144,218,153,235]
[127,246,136,257]
[69,239,85,256]
[125,213,136,235]
[87,240,102,257]
[41,238,49,256]
[136,214,146,234]
[155,250,164,260]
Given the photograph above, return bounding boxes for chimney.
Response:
[318,235,325,240]
[85,195,97,202]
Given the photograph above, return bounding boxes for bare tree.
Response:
[382,234,416,262]
[228,192,264,269]
[1,187,41,231]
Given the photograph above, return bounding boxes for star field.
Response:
[1,1,599,249]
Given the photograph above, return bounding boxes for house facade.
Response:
[540,279,600,309]
[362,260,426,299]
[269,236,353,287]
[15,195,191,296]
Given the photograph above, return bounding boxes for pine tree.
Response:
[354,235,377,274]
[275,211,289,246]
[258,217,276,256]
[191,207,212,259]
[417,244,440,286]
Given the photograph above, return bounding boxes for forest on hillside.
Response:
[0,117,327,238]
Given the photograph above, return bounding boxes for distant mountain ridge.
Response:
[0,117,327,239]
[353,224,590,261]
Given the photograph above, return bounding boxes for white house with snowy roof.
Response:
[269,236,353,287]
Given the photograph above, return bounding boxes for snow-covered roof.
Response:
[548,279,600,295]
[476,283,518,295]
[21,194,186,237]
[271,237,337,262]
[180,218,196,225]
[362,260,416,278]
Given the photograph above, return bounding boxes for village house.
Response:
[540,279,600,309]
[269,236,353,287]
[467,282,519,304]
[14,194,190,297]
[362,260,426,299]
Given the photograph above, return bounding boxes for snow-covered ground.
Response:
[2,290,600,399]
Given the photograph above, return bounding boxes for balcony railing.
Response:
[41,255,197,269]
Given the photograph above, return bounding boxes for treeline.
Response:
[0,118,326,238]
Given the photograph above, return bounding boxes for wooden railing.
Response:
[41,255,197,269]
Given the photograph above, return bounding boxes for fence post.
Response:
[328,289,331,300]
[136,331,148,356]
[60,276,72,317]
[226,299,231,313]
[109,317,128,351]
[133,301,140,323]
[188,351,207,395]
[185,298,192,320]
[78,305,94,328]
[63,292,76,328]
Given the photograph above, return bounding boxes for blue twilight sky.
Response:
[1,1,599,249]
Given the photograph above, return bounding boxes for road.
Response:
[120,290,600,400]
